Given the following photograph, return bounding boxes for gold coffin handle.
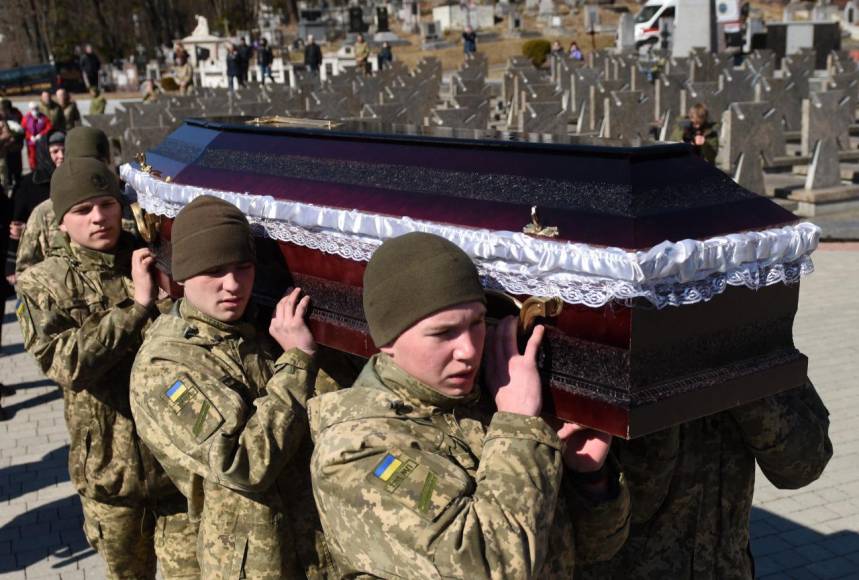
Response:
[485,289,564,334]
[130,202,162,244]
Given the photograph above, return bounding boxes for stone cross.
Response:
[688,49,732,82]
[827,50,856,74]
[782,52,816,81]
[570,67,603,116]
[718,69,756,106]
[665,56,689,76]
[826,72,859,103]
[801,90,853,157]
[432,105,488,130]
[602,90,652,141]
[746,50,776,79]
[754,76,804,131]
[520,100,567,134]
[655,72,688,121]
[586,79,628,133]
[680,81,729,122]
[718,101,786,194]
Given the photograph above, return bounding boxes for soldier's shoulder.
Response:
[17,256,70,293]
[137,313,196,357]
[312,386,396,427]
[30,198,54,219]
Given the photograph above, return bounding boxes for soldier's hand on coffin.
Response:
[131,247,157,308]
[485,315,544,417]
[269,287,317,357]
[558,422,612,474]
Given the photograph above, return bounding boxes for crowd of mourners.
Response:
[0,39,831,580]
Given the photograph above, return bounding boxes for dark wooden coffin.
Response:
[123,117,817,438]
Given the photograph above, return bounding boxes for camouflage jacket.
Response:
[576,381,832,580]
[130,298,340,578]
[16,198,57,275]
[309,354,631,579]
[15,233,179,506]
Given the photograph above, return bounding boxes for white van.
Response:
[634,0,676,48]
[634,0,743,48]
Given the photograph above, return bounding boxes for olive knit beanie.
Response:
[171,196,256,281]
[51,157,122,222]
[363,232,486,347]
[66,127,110,161]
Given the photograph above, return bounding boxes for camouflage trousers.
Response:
[80,496,200,579]
[198,510,297,580]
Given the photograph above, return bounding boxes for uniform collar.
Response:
[177,298,258,343]
[66,233,133,271]
[372,353,480,413]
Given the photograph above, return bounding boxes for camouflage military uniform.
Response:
[309,354,631,579]
[15,198,56,275]
[15,233,199,579]
[576,381,832,580]
[130,298,340,579]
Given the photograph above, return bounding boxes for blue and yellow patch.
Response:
[374,454,403,481]
[15,298,35,347]
[372,453,418,492]
[164,380,192,408]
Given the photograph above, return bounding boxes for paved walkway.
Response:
[0,247,857,579]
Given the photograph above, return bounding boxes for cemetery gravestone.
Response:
[718,101,786,194]
[602,91,652,141]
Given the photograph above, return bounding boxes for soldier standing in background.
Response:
[310,232,630,578]
[38,91,65,133]
[56,89,81,130]
[15,158,199,579]
[130,196,340,579]
[88,86,108,116]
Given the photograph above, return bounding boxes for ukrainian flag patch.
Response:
[165,380,190,406]
[373,452,418,492]
[374,454,403,481]
[15,297,35,347]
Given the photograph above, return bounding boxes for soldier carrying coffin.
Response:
[15,158,199,578]
[309,232,631,578]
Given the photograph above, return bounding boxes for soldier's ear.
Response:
[58,222,68,233]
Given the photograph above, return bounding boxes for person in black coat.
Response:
[79,45,101,89]
[377,41,393,70]
[304,35,323,74]
[237,37,252,85]
[226,43,241,91]
[258,38,275,85]
[6,131,64,284]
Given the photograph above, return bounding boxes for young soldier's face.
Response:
[59,195,122,251]
[381,301,486,396]
[182,262,255,322]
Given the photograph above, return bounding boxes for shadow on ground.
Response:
[0,341,25,356]
[750,507,859,578]
[3,378,54,392]
[0,387,62,419]
[0,494,94,573]
[0,445,70,503]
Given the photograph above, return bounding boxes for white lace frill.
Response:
[121,164,819,309]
